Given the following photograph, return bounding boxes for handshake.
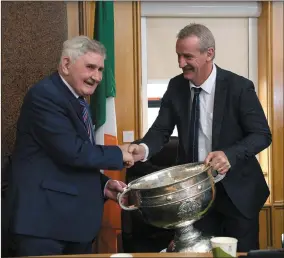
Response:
[118,144,146,168]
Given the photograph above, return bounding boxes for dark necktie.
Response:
[78,97,95,144]
[188,87,202,162]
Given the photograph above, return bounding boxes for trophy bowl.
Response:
[118,162,225,253]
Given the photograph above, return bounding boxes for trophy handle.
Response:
[117,187,139,211]
[213,173,225,183]
[206,163,226,183]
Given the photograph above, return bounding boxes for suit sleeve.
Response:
[29,87,124,170]
[222,81,272,168]
[141,80,176,158]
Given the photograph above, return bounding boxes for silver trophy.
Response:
[118,162,224,253]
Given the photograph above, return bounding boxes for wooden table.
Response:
[36,252,246,258]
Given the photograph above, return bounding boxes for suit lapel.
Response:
[178,77,192,158]
[69,97,84,123]
[50,72,90,141]
[212,66,227,150]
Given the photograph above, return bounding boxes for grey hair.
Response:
[60,35,106,63]
[177,23,215,58]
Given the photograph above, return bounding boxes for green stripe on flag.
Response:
[90,1,116,130]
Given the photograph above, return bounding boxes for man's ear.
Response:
[61,56,72,75]
[206,47,214,61]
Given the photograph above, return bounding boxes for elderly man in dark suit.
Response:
[129,23,271,252]
[5,36,134,256]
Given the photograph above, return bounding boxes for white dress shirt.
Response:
[59,75,79,99]
[190,64,216,161]
[141,64,217,162]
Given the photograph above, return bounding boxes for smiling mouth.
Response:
[85,80,96,86]
[183,69,194,73]
[183,66,195,72]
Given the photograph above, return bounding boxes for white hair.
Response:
[60,35,106,63]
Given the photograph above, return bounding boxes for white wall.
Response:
[147,17,249,80]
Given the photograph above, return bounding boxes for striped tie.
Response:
[78,97,95,144]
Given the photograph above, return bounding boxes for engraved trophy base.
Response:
[166,225,212,253]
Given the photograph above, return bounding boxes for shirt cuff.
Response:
[103,179,111,197]
[139,143,149,162]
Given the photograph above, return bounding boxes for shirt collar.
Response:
[59,74,80,99]
[189,63,217,94]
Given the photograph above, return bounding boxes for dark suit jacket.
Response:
[6,72,124,243]
[141,66,271,219]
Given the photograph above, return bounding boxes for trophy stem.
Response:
[167,224,212,253]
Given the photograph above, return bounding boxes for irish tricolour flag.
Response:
[90,1,119,161]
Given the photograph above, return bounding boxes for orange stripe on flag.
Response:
[104,134,118,145]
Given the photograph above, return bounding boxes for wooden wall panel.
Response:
[259,207,272,249]
[258,1,284,250]
[80,1,95,39]
[96,227,122,254]
[114,2,141,145]
[272,206,284,248]
[258,2,272,204]
[271,2,284,204]
[66,2,79,38]
[270,2,284,249]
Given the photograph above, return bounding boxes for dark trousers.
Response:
[194,183,259,252]
[12,234,92,257]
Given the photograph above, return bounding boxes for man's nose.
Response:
[91,71,102,82]
[178,57,186,68]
